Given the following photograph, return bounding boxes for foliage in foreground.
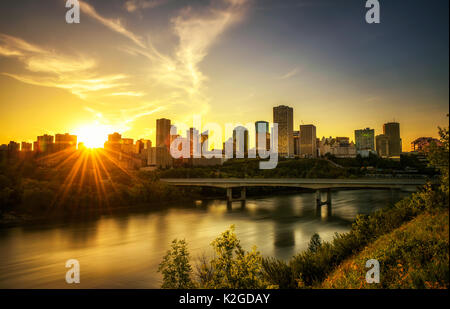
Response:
[322,210,449,289]
[158,225,271,289]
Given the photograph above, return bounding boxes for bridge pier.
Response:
[316,189,332,218]
[316,189,332,207]
[227,187,247,210]
[227,188,233,203]
[226,187,247,203]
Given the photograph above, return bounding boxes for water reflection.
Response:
[0,189,409,288]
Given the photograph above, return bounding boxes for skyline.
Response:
[0,0,449,148]
[0,107,410,149]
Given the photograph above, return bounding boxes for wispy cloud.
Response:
[79,0,146,48]
[118,0,251,119]
[277,67,299,80]
[170,0,250,93]
[1,0,252,135]
[0,32,128,98]
[0,33,46,56]
[124,0,168,12]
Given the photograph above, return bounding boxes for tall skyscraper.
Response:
[255,121,270,152]
[355,128,375,151]
[383,122,402,157]
[156,118,171,150]
[273,105,294,157]
[188,127,200,157]
[233,126,249,158]
[299,124,317,158]
[376,134,389,157]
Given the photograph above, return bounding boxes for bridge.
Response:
[160,178,431,208]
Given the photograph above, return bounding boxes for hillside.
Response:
[322,210,449,289]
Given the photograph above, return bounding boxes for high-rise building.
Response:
[293,131,300,156]
[35,134,54,153]
[55,133,77,151]
[121,138,135,154]
[273,105,294,157]
[104,132,122,155]
[383,122,402,157]
[21,142,32,152]
[148,146,173,168]
[233,126,249,158]
[156,118,171,150]
[355,128,375,151]
[187,128,201,158]
[299,124,317,158]
[136,139,151,154]
[255,121,270,152]
[376,134,390,157]
[8,141,20,152]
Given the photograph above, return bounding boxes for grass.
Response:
[322,210,449,289]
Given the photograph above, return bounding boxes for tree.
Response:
[308,233,322,253]
[158,239,194,288]
[197,225,270,289]
[428,115,449,198]
[159,226,270,289]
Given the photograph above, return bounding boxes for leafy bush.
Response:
[158,239,194,289]
[159,225,271,289]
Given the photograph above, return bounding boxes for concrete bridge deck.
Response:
[160,178,430,190]
[161,177,432,205]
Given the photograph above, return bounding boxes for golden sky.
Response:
[0,0,448,149]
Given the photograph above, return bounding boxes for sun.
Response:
[74,124,111,149]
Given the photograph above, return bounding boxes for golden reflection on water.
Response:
[0,190,406,288]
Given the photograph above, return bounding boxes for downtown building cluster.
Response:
[273,105,405,159]
[1,105,441,169]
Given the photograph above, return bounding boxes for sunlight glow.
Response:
[74,124,112,149]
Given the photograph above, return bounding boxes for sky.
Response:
[0,0,448,149]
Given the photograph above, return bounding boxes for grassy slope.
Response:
[322,210,449,289]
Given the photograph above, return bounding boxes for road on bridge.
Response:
[160,178,432,190]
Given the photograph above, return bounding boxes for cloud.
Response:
[170,0,250,93]
[0,33,46,57]
[116,0,251,120]
[277,67,299,80]
[0,1,252,137]
[3,72,128,98]
[0,32,129,98]
[124,0,168,12]
[79,0,146,48]
[26,55,95,74]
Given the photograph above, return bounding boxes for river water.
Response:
[0,189,409,288]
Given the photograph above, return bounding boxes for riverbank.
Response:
[322,209,449,288]
[0,182,330,229]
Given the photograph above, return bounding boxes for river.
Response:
[0,189,409,288]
